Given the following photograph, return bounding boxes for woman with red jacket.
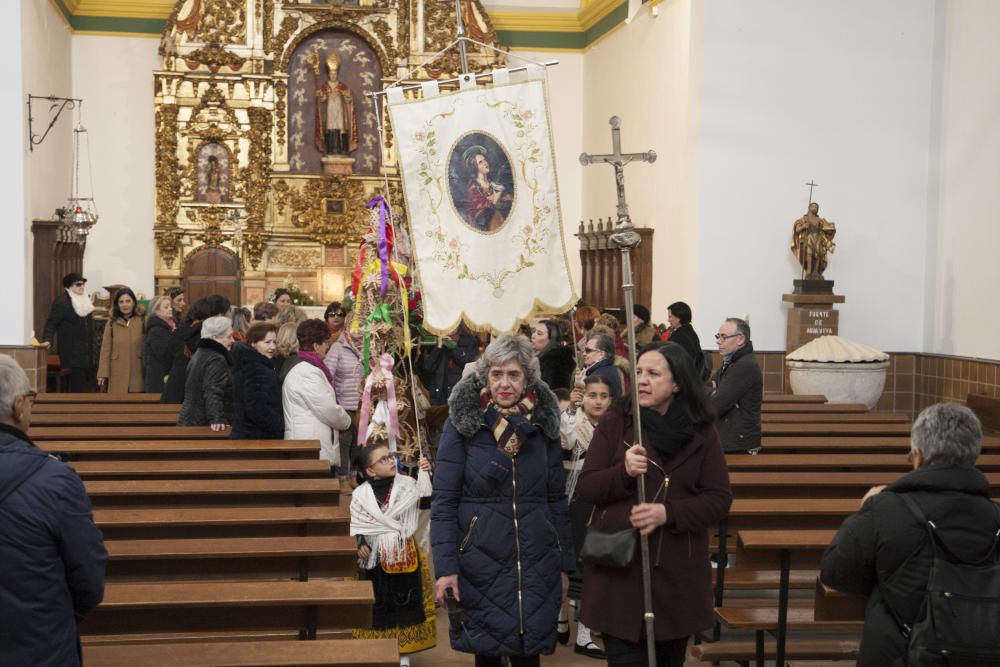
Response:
[576,341,732,667]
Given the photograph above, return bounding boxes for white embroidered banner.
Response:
[388,78,575,334]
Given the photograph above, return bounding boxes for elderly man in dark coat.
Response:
[0,356,107,666]
[820,403,1000,666]
[579,332,622,400]
[711,317,762,453]
[42,272,95,392]
[431,334,575,667]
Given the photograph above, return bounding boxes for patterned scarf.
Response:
[480,387,536,458]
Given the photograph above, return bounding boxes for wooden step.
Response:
[691,639,859,662]
[714,569,817,590]
[84,638,400,666]
[714,606,863,631]
[71,459,331,479]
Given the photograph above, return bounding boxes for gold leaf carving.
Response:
[275,81,287,147]
[245,106,273,232]
[273,179,291,215]
[243,230,268,270]
[274,15,301,66]
[155,105,180,229]
[155,229,183,268]
[185,45,247,74]
[262,0,275,52]
[186,0,247,45]
[269,247,321,269]
[287,176,367,247]
[370,17,397,64]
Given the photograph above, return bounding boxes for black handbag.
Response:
[580,509,636,568]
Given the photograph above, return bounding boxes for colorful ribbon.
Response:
[365,196,393,295]
[363,303,394,376]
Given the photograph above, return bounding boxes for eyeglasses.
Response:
[584,347,601,354]
[715,333,743,341]
[72,281,86,287]
[328,311,346,318]
[375,454,398,465]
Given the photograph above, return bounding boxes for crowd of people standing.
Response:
[47,275,990,667]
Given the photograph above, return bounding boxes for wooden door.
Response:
[182,248,240,306]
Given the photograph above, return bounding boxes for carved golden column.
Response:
[154,103,182,269]
[244,106,273,271]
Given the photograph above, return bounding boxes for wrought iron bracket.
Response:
[27,94,83,152]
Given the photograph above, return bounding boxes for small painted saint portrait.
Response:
[448,133,515,233]
[196,144,232,204]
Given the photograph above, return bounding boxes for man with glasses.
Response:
[576,332,622,401]
[710,318,762,453]
[0,356,107,665]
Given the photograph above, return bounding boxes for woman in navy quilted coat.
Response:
[431,334,576,667]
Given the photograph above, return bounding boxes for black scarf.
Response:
[369,475,394,505]
[639,398,695,460]
[0,423,36,448]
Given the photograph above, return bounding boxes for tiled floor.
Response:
[407,609,703,666]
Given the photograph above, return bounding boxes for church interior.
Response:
[2,0,999,665]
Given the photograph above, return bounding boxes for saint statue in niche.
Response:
[791,202,837,279]
[196,146,231,204]
[312,51,358,156]
[448,135,515,233]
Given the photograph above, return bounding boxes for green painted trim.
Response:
[72,14,164,34]
[497,30,586,51]
[585,1,628,44]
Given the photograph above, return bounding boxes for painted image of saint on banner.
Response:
[448,133,515,233]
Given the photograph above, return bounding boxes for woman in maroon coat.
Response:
[576,341,732,667]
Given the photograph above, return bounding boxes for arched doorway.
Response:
[182,247,240,306]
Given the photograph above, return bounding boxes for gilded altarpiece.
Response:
[153,0,505,305]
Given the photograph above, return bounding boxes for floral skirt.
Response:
[352,546,437,654]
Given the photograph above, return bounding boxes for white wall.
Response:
[1,1,26,344]
[926,0,1000,360]
[696,0,937,352]
[511,49,584,295]
[23,1,72,222]
[73,35,159,299]
[581,1,700,317]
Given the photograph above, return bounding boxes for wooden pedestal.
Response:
[782,291,846,353]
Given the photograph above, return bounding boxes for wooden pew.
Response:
[105,535,357,582]
[30,426,230,440]
[759,413,910,424]
[84,478,341,508]
[45,439,319,461]
[71,459,331,480]
[80,580,374,643]
[762,435,1000,453]
[762,423,912,437]
[93,506,349,540]
[714,529,848,667]
[84,639,399,667]
[37,392,163,403]
[34,403,181,414]
[32,413,185,427]
[728,471,1000,498]
[726,452,1000,472]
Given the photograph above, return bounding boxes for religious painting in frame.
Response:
[448,132,516,233]
[388,77,575,335]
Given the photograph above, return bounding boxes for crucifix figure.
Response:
[579,115,658,667]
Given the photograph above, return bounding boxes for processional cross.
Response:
[579,115,658,667]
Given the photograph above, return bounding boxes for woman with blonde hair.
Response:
[272,321,299,372]
[143,296,176,393]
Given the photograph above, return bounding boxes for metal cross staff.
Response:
[580,116,658,667]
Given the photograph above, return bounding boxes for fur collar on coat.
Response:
[447,372,561,441]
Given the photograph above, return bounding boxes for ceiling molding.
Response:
[50,0,644,50]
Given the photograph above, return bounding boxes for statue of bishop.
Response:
[314,52,358,156]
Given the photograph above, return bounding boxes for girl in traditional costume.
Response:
[350,445,436,666]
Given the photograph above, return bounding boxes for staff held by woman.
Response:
[576,341,732,667]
